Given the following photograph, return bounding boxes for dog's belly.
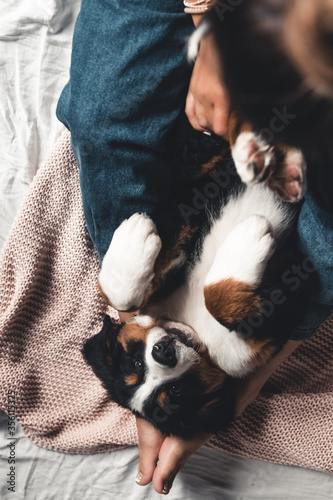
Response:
[149,283,254,376]
[148,184,291,376]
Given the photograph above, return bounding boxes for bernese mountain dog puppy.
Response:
[83,110,315,438]
[83,0,329,437]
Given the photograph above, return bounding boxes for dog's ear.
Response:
[82,315,122,383]
[195,376,237,435]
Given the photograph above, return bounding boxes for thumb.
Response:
[136,417,165,486]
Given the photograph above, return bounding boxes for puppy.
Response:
[83,114,314,438]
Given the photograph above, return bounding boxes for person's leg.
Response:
[57,0,194,262]
[290,159,333,341]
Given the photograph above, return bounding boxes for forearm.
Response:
[187,0,215,25]
[234,340,302,417]
[191,14,204,27]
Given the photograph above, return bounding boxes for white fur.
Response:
[232,132,307,202]
[129,325,199,413]
[204,214,275,287]
[99,213,161,311]
[187,19,211,62]
[101,186,291,377]
[232,131,275,184]
[147,184,290,376]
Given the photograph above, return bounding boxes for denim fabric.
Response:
[290,169,333,340]
[57,0,194,261]
[56,0,333,341]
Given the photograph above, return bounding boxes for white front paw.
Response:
[205,215,275,287]
[99,214,162,311]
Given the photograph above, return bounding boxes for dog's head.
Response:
[83,315,236,438]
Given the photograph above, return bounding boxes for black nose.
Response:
[152,337,177,367]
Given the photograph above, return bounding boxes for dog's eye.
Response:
[170,385,182,397]
[134,359,143,369]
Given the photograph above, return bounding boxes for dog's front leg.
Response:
[229,112,307,202]
[99,214,162,311]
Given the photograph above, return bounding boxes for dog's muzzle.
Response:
[152,336,177,367]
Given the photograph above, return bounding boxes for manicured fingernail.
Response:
[203,130,212,136]
[135,471,143,484]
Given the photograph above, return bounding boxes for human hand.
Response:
[135,417,212,495]
[135,341,301,493]
[186,32,230,138]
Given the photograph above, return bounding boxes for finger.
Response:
[212,104,230,138]
[194,99,213,132]
[152,433,212,495]
[136,417,165,486]
[152,438,185,495]
[185,91,209,133]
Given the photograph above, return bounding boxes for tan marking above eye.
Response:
[125,374,138,386]
[118,323,149,352]
[106,354,113,366]
[158,391,168,408]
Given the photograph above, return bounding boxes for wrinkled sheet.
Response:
[0,0,81,248]
[1,412,333,500]
[0,1,332,499]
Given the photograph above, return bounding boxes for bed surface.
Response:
[0,0,81,249]
[1,413,332,500]
[0,1,332,499]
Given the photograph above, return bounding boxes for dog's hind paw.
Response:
[99,214,162,311]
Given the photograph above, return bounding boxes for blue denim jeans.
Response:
[57,0,194,261]
[291,168,333,340]
[56,0,333,341]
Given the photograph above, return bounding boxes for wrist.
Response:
[191,14,204,27]
[185,0,215,15]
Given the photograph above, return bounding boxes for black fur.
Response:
[206,2,333,211]
[83,116,316,438]
[83,315,237,438]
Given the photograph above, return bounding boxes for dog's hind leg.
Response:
[203,214,275,330]
[99,214,162,311]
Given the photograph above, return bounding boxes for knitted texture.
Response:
[0,131,332,472]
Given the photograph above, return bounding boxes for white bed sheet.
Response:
[0,0,81,249]
[1,413,332,500]
[0,1,332,499]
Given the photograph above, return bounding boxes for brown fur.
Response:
[196,152,227,178]
[125,374,138,386]
[246,337,277,368]
[157,391,168,408]
[117,323,150,352]
[151,224,197,292]
[204,278,261,326]
[228,112,253,147]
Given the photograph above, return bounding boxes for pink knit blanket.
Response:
[0,131,332,473]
